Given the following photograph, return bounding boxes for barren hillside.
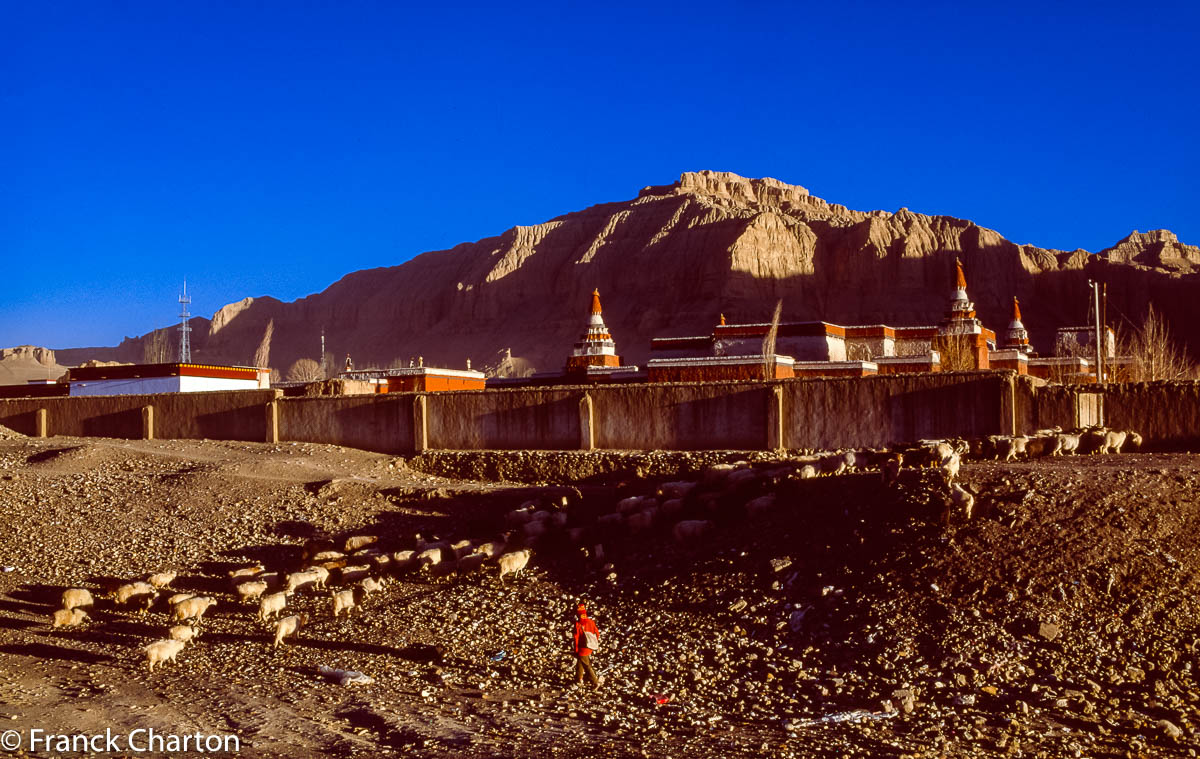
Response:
[52,171,1200,374]
[0,346,67,385]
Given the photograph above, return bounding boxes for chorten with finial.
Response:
[566,289,623,373]
[940,258,983,336]
[1002,297,1034,355]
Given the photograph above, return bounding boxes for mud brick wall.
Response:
[0,390,279,441]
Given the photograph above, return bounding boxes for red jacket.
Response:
[574,615,599,656]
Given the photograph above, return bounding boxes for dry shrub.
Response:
[286,358,324,383]
[933,332,978,371]
[1118,305,1197,382]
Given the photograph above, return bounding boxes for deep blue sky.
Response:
[3,1,1197,350]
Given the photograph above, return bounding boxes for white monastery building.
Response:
[68,363,270,397]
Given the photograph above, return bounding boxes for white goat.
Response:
[497,549,532,581]
[168,625,198,643]
[672,519,713,544]
[417,547,444,569]
[236,580,269,603]
[227,564,265,587]
[1102,430,1129,454]
[331,588,363,617]
[940,453,961,485]
[51,608,89,628]
[144,639,186,671]
[285,569,321,594]
[258,591,289,622]
[146,571,176,589]
[950,483,975,519]
[114,581,155,605]
[274,613,308,648]
[339,565,372,584]
[344,535,378,553]
[60,588,94,611]
[167,593,195,607]
[171,596,217,624]
[473,539,507,561]
[745,494,776,518]
[390,550,420,572]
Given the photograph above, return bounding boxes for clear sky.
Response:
[3,1,1197,350]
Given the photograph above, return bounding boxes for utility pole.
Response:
[1090,280,1104,384]
[178,281,192,364]
[1101,282,1108,376]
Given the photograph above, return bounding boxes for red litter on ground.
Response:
[651,694,673,704]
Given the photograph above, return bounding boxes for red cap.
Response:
[576,603,587,615]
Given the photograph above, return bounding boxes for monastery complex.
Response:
[550,258,1113,387]
[0,259,1118,400]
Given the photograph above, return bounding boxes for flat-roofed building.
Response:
[338,360,486,393]
[384,367,486,392]
[646,355,795,382]
[68,363,270,397]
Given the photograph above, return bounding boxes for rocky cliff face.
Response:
[0,346,58,365]
[52,171,1200,373]
[0,345,67,385]
[1099,230,1200,272]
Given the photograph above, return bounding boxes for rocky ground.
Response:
[0,433,1199,757]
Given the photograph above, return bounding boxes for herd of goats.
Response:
[40,424,1141,673]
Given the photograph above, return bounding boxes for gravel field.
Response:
[1,433,1199,757]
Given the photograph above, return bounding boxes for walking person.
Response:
[572,602,602,688]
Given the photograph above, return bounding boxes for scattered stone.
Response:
[892,689,916,714]
[769,558,793,574]
[0,436,1193,758]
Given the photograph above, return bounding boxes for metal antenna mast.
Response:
[178,281,192,363]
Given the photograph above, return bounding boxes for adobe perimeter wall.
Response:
[278,394,415,454]
[782,372,1020,450]
[0,372,1035,452]
[1100,381,1200,449]
[0,389,279,441]
[426,388,581,450]
[1032,385,1078,431]
[591,383,767,450]
[421,372,1022,451]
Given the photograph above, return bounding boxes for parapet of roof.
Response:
[68,363,263,383]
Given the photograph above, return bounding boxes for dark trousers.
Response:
[574,654,599,686]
